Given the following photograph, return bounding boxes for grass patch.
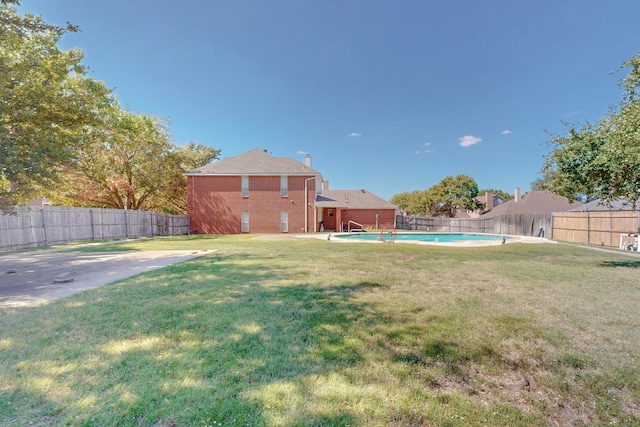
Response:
[1,235,639,425]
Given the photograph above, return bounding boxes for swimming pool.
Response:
[332,232,510,245]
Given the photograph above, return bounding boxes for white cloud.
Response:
[458,135,482,147]
[501,129,513,135]
[415,141,433,154]
[297,150,306,155]
[347,132,362,137]
[415,142,433,154]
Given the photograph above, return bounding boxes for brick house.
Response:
[315,186,397,232]
[185,148,396,234]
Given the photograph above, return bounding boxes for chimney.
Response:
[514,187,521,202]
[323,180,329,191]
[303,154,311,168]
[485,192,494,211]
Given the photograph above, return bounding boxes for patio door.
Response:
[323,208,337,231]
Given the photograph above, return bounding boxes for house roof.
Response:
[569,197,640,211]
[315,189,397,210]
[482,190,581,217]
[476,194,506,204]
[184,148,321,176]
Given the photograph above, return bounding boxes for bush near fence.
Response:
[396,211,640,248]
[0,206,189,251]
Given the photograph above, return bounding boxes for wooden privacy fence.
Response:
[552,211,640,247]
[0,206,189,251]
[396,213,553,237]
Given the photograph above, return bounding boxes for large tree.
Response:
[0,1,112,210]
[426,175,483,217]
[39,109,219,213]
[542,52,640,207]
[391,175,482,217]
[390,190,428,216]
[530,175,554,192]
[146,142,220,214]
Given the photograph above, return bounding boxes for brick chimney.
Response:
[485,192,495,211]
[323,180,329,191]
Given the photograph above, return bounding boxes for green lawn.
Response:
[1,235,639,426]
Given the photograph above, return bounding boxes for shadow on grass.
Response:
[0,251,377,426]
[599,260,640,268]
[67,234,227,253]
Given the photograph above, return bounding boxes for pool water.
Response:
[334,232,508,243]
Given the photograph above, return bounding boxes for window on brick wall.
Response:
[241,176,249,197]
[280,211,288,232]
[281,175,288,197]
[241,211,249,232]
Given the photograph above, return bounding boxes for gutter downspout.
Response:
[304,177,316,233]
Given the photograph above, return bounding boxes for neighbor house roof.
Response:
[476,193,506,206]
[315,189,397,210]
[569,197,640,211]
[184,148,321,176]
[482,190,580,217]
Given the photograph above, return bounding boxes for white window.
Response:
[241,176,249,197]
[281,175,288,197]
[280,211,288,232]
[241,211,249,232]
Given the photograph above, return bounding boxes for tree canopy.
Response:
[542,52,640,207]
[478,188,512,201]
[38,109,219,213]
[1,1,113,209]
[391,175,484,217]
[1,2,220,213]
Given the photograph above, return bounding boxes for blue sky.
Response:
[19,0,640,200]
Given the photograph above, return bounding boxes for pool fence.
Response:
[396,211,640,248]
[396,213,553,237]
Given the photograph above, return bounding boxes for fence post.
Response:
[586,212,590,245]
[124,209,129,238]
[41,207,49,247]
[90,209,95,241]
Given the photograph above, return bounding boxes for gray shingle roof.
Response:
[315,189,397,209]
[569,198,640,211]
[184,148,321,176]
[482,190,580,217]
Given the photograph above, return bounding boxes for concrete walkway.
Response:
[0,249,210,307]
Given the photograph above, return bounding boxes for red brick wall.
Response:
[187,175,316,234]
[340,209,396,230]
